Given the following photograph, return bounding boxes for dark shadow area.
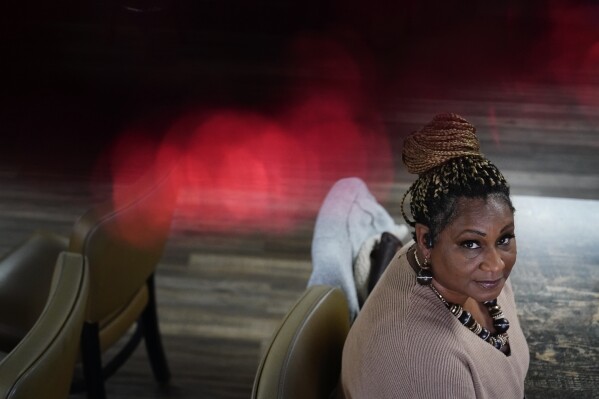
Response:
[1,1,578,177]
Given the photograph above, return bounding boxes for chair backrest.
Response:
[68,165,178,323]
[252,285,350,399]
[0,252,89,399]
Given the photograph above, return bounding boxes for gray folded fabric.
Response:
[308,177,408,321]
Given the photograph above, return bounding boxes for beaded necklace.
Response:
[429,282,510,353]
[411,245,511,353]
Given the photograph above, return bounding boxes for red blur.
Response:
[94,34,394,235]
[172,90,393,233]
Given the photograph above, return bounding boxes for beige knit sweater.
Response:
[340,242,529,399]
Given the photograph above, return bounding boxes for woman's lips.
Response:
[476,278,503,289]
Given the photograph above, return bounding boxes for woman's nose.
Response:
[480,247,505,273]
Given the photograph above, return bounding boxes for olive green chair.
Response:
[252,285,350,399]
[0,233,70,353]
[72,166,178,399]
[0,165,179,399]
[0,251,89,399]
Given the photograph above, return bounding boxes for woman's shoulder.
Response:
[341,287,472,397]
[354,246,416,325]
[346,270,463,362]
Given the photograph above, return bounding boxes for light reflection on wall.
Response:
[94,94,393,234]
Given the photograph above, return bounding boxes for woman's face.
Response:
[427,195,517,304]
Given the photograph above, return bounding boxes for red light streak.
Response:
[94,35,394,235]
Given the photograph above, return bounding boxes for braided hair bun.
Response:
[400,114,512,239]
[402,113,481,175]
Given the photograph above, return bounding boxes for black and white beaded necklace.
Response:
[411,245,511,353]
[429,281,510,353]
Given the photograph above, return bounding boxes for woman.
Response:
[339,114,529,398]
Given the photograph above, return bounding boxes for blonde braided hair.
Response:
[400,113,511,239]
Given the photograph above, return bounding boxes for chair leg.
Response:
[102,322,143,380]
[142,274,171,383]
[81,322,107,399]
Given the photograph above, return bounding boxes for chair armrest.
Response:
[0,232,68,351]
[0,251,89,399]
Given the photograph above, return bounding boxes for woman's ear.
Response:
[415,223,432,257]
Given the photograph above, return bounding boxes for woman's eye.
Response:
[497,234,515,246]
[461,240,480,249]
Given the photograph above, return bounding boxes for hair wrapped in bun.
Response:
[400,113,512,242]
[402,113,481,174]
